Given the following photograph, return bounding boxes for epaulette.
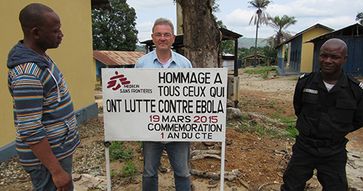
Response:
[348,75,363,90]
[298,73,312,80]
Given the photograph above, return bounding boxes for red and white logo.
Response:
[107,71,131,90]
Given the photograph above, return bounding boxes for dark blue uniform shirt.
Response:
[293,72,363,156]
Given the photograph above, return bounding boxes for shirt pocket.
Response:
[302,93,319,117]
[302,92,319,104]
[331,99,357,123]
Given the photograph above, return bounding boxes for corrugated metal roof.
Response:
[308,23,363,43]
[93,51,144,66]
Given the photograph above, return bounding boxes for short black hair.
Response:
[19,3,54,32]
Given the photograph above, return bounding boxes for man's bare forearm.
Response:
[30,138,63,173]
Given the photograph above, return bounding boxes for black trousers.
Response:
[281,144,348,191]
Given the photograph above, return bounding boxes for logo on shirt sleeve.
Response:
[303,88,318,94]
[359,82,363,90]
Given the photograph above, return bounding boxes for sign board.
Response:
[102,68,227,142]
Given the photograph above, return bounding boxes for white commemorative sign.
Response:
[102,68,227,142]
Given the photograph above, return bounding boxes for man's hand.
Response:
[52,168,72,191]
[30,138,73,190]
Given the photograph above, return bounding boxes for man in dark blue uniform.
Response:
[281,38,363,191]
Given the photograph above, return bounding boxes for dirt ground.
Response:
[1,69,363,191]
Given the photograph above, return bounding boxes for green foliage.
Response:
[121,161,137,177]
[248,0,271,63]
[92,0,138,50]
[221,40,235,54]
[110,161,138,177]
[109,142,133,161]
[217,20,235,54]
[248,0,271,26]
[278,116,298,138]
[238,46,277,66]
[238,47,253,60]
[236,116,298,139]
[255,124,281,137]
[261,45,277,63]
[244,66,276,79]
[268,15,297,45]
[110,169,117,177]
[286,125,299,138]
[237,122,283,138]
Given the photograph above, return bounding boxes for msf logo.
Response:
[107,71,131,91]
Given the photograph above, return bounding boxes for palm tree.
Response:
[356,12,363,25]
[268,15,297,46]
[248,0,271,65]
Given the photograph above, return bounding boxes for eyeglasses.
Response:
[153,33,173,38]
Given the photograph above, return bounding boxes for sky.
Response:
[127,0,363,42]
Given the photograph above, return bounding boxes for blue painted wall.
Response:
[289,35,302,73]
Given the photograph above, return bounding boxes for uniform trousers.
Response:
[281,144,348,191]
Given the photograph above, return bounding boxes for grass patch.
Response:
[236,121,284,139]
[254,124,282,138]
[110,169,118,177]
[121,161,138,177]
[234,114,298,139]
[269,108,299,139]
[110,142,134,161]
[277,116,298,138]
[243,66,277,79]
[110,161,138,178]
[286,125,299,138]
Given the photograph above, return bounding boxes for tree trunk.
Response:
[254,15,260,66]
[177,0,221,68]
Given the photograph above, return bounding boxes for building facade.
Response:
[277,24,333,75]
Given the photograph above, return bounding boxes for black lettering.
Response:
[158,100,193,113]
[214,73,223,84]
[158,72,211,84]
[105,99,122,112]
[167,132,180,139]
[195,100,224,113]
[210,87,225,98]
